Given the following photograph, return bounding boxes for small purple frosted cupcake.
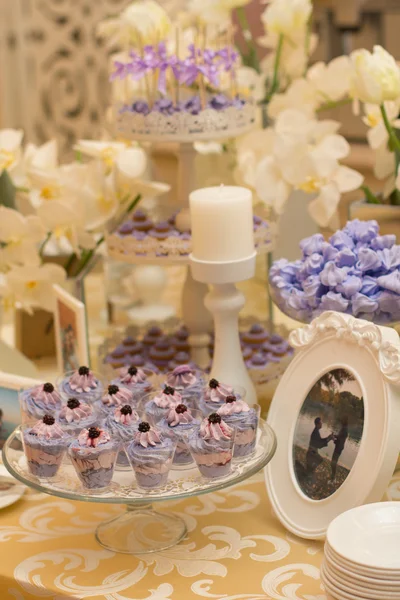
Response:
[58,398,97,436]
[242,324,269,349]
[217,396,260,458]
[111,365,154,402]
[23,415,70,478]
[188,413,235,479]
[158,404,202,467]
[198,378,245,416]
[57,366,103,404]
[149,337,176,371]
[142,325,164,348]
[165,364,203,409]
[68,426,119,490]
[144,385,182,423]
[20,382,62,425]
[105,404,141,468]
[125,421,176,489]
[94,384,135,418]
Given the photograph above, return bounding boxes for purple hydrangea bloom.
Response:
[270,274,294,291]
[343,219,379,244]
[300,253,325,276]
[351,293,379,316]
[360,276,380,296]
[377,246,400,270]
[319,292,349,312]
[287,288,309,311]
[320,262,347,287]
[371,235,396,250]
[356,248,382,272]
[377,271,400,294]
[335,248,356,268]
[302,275,327,308]
[322,243,339,262]
[329,230,354,251]
[299,234,325,257]
[270,259,298,283]
[337,276,362,299]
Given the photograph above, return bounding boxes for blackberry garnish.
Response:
[88,427,101,439]
[43,382,54,393]
[108,384,119,395]
[78,366,90,376]
[209,378,219,389]
[226,395,237,403]
[67,398,80,409]
[128,366,138,376]
[175,404,188,414]
[120,405,133,416]
[138,421,151,433]
[42,415,55,426]
[164,385,175,395]
[208,413,221,425]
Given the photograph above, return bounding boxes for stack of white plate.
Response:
[321,502,400,600]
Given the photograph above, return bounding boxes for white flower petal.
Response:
[333,165,364,193]
[308,182,341,227]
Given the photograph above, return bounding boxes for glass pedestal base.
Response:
[95,503,187,554]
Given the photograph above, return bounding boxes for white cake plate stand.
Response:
[3,422,276,555]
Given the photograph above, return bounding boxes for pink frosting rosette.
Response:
[167,404,194,427]
[69,366,98,393]
[134,422,162,448]
[78,427,111,448]
[118,366,149,385]
[218,396,250,416]
[30,415,65,439]
[113,405,139,426]
[199,414,233,441]
[153,385,182,408]
[205,378,234,403]
[59,398,93,423]
[166,365,198,389]
[31,383,61,408]
[102,385,133,407]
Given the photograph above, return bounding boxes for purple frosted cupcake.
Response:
[158,404,202,467]
[142,325,164,348]
[198,378,245,415]
[94,384,135,418]
[217,397,260,458]
[20,382,62,425]
[125,421,176,489]
[188,413,235,479]
[57,366,103,404]
[242,324,269,349]
[105,405,141,468]
[111,365,154,402]
[68,426,119,490]
[58,398,97,436]
[149,337,176,371]
[23,415,70,478]
[165,364,203,409]
[144,385,182,423]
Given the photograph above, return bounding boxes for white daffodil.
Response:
[362,100,400,149]
[187,0,251,24]
[261,0,312,45]
[0,129,23,175]
[115,147,170,198]
[0,207,44,267]
[97,0,171,47]
[350,45,400,105]
[3,263,66,313]
[37,200,96,255]
[72,162,119,231]
[234,128,276,189]
[74,140,128,174]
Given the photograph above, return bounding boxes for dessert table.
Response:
[1,469,399,600]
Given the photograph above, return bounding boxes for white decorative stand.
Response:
[190,253,258,404]
[126,265,176,325]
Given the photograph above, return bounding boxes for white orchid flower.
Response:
[97,0,171,47]
[255,155,292,214]
[37,199,96,255]
[362,100,400,149]
[0,207,44,267]
[350,45,400,105]
[74,140,128,174]
[3,263,66,314]
[73,162,119,231]
[235,128,276,189]
[0,129,23,175]
[114,147,170,198]
[306,56,353,105]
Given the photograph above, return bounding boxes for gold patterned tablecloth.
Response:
[1,471,399,600]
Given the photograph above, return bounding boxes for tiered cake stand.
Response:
[3,422,276,554]
[107,103,277,368]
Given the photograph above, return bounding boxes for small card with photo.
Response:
[53,284,90,373]
[0,372,41,449]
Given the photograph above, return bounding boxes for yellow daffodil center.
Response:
[100,148,117,172]
[366,113,380,128]
[97,195,114,214]
[0,149,15,171]
[40,185,60,201]
[25,281,38,290]
[297,176,322,193]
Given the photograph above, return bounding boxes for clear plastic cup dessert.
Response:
[68,426,120,491]
[104,404,143,470]
[157,405,202,468]
[143,385,184,424]
[163,364,204,410]
[217,398,260,459]
[56,366,104,404]
[188,413,236,480]
[93,383,136,419]
[198,378,246,416]
[125,421,177,490]
[58,397,97,437]
[22,415,71,479]
[110,365,157,403]
[19,382,62,426]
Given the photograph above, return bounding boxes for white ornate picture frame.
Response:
[53,284,90,373]
[265,311,400,540]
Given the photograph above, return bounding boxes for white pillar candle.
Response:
[189,185,254,262]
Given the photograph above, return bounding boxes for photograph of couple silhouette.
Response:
[293,368,364,501]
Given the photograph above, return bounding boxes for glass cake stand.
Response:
[2,421,276,555]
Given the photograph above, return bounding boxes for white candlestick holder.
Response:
[190,253,258,404]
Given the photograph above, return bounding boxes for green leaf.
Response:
[361,185,381,205]
[0,170,16,209]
